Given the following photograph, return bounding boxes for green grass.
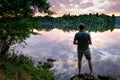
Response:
[0,53,54,80]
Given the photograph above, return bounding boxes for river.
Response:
[11,28,120,80]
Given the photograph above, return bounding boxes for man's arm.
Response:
[88,39,92,45]
[88,34,92,45]
[73,34,78,45]
[73,39,78,45]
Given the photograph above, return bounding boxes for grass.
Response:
[0,53,54,80]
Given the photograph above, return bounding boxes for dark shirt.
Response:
[74,31,91,50]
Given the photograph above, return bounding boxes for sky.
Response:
[42,0,120,17]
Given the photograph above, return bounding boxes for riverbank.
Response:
[0,53,54,80]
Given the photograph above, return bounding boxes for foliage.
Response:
[0,17,40,55]
[0,0,54,80]
[0,53,54,80]
[116,16,120,28]
[37,14,116,32]
[0,0,52,56]
[0,0,51,17]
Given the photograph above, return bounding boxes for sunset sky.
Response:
[42,0,120,17]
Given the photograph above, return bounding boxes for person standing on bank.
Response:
[73,23,93,76]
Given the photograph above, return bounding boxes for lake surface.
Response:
[12,28,120,80]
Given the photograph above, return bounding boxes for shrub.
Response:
[0,53,54,80]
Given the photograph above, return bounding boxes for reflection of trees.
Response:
[37,14,116,32]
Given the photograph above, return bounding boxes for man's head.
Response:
[78,23,85,30]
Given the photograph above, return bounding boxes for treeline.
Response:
[116,16,120,28]
[37,13,116,32]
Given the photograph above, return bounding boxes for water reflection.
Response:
[12,28,120,80]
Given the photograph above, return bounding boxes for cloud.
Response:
[105,0,120,14]
[49,1,61,11]
[79,2,94,9]
[48,0,120,16]
[107,5,120,14]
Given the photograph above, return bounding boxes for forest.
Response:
[116,16,120,28]
[37,13,116,32]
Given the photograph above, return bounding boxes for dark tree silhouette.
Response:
[0,0,51,55]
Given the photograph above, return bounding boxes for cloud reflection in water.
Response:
[12,29,120,79]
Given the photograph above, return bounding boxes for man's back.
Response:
[75,31,90,50]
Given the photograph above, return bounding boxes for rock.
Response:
[98,75,109,80]
[98,74,116,80]
[70,73,117,80]
[47,58,56,62]
[70,73,98,80]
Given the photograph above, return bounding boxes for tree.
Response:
[0,0,51,17]
[0,0,51,55]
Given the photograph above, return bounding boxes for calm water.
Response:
[12,28,120,80]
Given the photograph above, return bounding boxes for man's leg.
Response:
[88,60,93,76]
[85,49,93,76]
[77,49,83,74]
[78,59,82,74]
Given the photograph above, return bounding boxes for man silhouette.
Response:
[73,23,93,76]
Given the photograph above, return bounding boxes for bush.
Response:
[0,53,54,80]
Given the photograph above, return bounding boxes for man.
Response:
[73,23,93,76]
